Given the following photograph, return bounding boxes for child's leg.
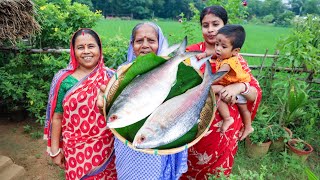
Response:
[237,103,254,140]
[218,100,234,133]
[211,84,234,133]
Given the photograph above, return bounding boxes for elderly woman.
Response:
[44,29,117,179]
[99,22,188,180]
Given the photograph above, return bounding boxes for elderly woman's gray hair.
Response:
[131,22,160,41]
[126,22,165,63]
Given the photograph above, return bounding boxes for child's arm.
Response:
[196,52,208,60]
[211,64,230,93]
[217,63,230,73]
[211,84,224,93]
[196,49,215,60]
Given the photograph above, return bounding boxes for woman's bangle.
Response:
[240,82,250,95]
[50,148,62,158]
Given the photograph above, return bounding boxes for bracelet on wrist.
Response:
[50,148,62,158]
[240,82,250,95]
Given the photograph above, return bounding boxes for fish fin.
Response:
[158,38,180,57]
[190,55,212,70]
[174,36,187,56]
[204,60,228,85]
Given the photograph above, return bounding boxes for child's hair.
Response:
[217,24,246,49]
[200,5,228,25]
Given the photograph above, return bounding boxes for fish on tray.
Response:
[107,37,201,128]
[132,60,227,149]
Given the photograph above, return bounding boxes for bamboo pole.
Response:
[257,49,268,78]
[0,47,70,53]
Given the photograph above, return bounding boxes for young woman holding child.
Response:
[181,5,262,178]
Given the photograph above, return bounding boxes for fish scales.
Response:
[133,61,227,149]
[106,37,200,128]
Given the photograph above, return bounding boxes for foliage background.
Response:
[0,0,319,178]
[0,0,102,123]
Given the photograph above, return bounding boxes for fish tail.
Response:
[164,36,202,66]
[158,37,180,57]
[175,36,187,56]
[203,60,227,85]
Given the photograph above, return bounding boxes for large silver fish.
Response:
[132,60,227,149]
[107,37,200,128]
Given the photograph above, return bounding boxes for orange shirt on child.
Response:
[216,56,251,86]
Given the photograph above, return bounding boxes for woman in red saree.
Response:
[182,6,262,179]
[44,28,117,180]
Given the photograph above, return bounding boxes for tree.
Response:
[72,0,93,10]
[289,0,304,15]
[302,0,320,15]
[288,0,320,16]
[205,0,248,23]
[261,0,285,17]
[246,0,264,18]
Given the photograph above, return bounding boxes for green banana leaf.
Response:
[107,53,203,149]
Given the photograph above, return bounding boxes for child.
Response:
[211,24,254,139]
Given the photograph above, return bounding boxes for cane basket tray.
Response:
[103,53,216,155]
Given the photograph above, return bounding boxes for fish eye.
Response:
[109,114,118,122]
[137,135,146,144]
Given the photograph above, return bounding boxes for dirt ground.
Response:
[0,117,62,180]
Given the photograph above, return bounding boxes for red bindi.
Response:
[82,31,85,36]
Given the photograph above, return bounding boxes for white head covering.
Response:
[125,22,165,63]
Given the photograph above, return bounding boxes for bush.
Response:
[0,52,69,124]
[274,11,295,27]
[277,14,320,73]
[34,0,102,48]
[262,14,274,24]
[0,0,102,124]
[248,16,263,25]
[103,36,128,69]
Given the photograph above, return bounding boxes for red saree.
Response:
[44,30,117,180]
[181,42,262,179]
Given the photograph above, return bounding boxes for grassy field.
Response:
[93,19,291,66]
[93,19,291,55]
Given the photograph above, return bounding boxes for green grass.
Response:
[93,19,291,54]
[93,19,188,45]
[230,142,320,179]
[241,24,291,54]
[93,19,291,66]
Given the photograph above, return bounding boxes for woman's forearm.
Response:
[242,86,257,102]
[51,113,63,153]
[221,83,257,103]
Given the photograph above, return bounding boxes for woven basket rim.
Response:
[103,61,216,155]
